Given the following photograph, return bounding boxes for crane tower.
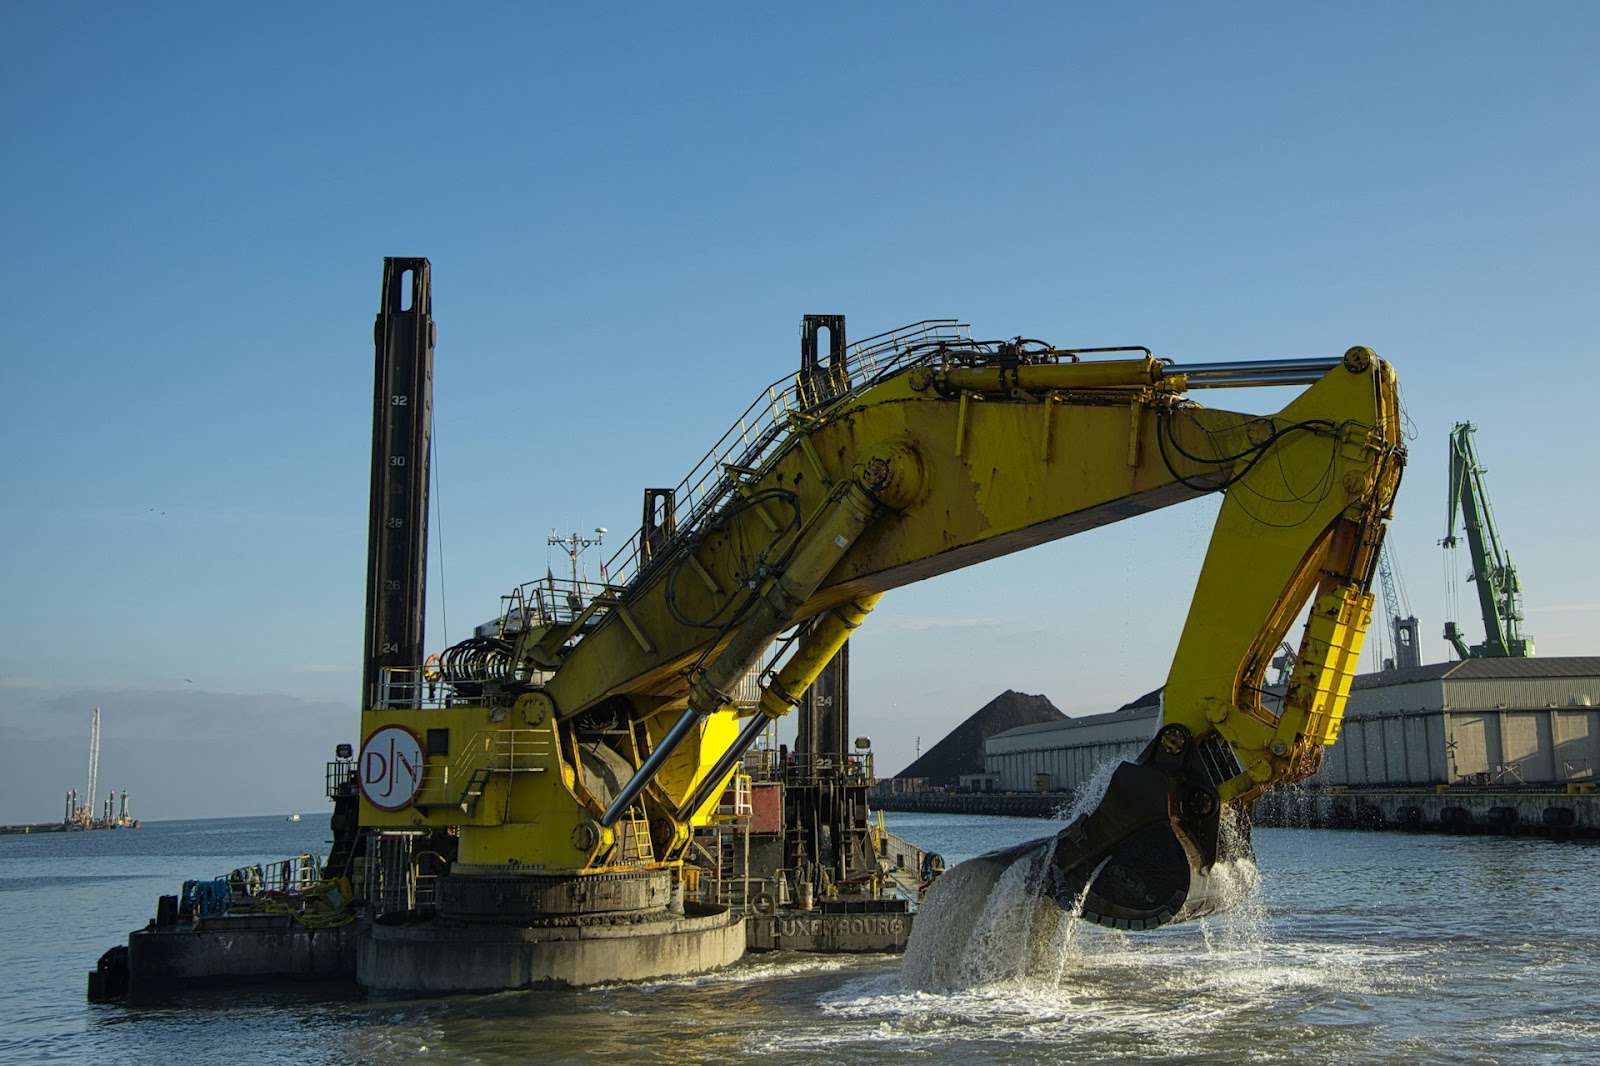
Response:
[1376,548,1421,670]
[85,707,101,828]
[1442,422,1533,659]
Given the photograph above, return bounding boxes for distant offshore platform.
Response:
[0,707,139,835]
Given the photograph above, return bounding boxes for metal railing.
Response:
[376,666,453,709]
[364,831,433,914]
[380,663,540,709]
[181,854,328,917]
[228,854,324,896]
[716,774,753,819]
[497,574,614,633]
[414,728,552,810]
[557,321,972,602]
[688,823,767,911]
[743,748,874,785]
[327,760,357,800]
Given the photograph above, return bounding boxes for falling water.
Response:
[902,767,1266,994]
[1053,754,1123,824]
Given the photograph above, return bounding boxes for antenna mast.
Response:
[548,528,607,585]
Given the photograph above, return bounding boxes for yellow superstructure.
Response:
[356,324,1403,928]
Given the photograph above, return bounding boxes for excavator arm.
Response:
[1021,346,1405,928]
[358,325,1403,932]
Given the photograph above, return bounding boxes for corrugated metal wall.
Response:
[1349,679,1446,715]
[1554,710,1597,780]
[1316,713,1448,785]
[1316,707,1600,786]
[1444,678,1600,711]
[989,737,1147,792]
[983,675,1600,791]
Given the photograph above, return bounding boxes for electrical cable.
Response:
[662,487,801,630]
[1155,405,1355,528]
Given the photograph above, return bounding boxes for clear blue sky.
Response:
[3,4,1596,821]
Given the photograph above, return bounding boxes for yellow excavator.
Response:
[351,285,1402,990]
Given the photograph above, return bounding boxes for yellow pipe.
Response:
[601,477,884,827]
[757,594,882,721]
[684,481,881,715]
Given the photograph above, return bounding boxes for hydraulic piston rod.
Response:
[929,354,1348,396]
[1161,357,1347,390]
[1179,372,1327,388]
[674,594,881,822]
[599,704,706,828]
[1163,357,1343,379]
[599,481,884,827]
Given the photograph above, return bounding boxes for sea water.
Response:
[2,813,1598,1064]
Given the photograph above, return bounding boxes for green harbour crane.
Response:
[1442,422,1533,660]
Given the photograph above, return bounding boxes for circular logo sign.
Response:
[359,725,425,811]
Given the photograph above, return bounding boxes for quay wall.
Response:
[1256,786,1600,838]
[874,784,1600,842]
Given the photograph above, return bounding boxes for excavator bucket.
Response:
[964,724,1253,930]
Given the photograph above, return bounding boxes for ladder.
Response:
[457,766,493,816]
[623,806,655,864]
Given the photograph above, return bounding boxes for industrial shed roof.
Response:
[988,700,1157,742]
[1090,662,1599,706]
[1351,656,1600,690]
[986,660,1600,745]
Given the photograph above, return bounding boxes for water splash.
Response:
[1196,806,1266,961]
[902,799,1268,994]
[903,836,1103,993]
[1051,753,1122,824]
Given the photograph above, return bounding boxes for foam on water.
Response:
[601,953,860,991]
[752,935,1421,1061]
[755,858,1434,1061]
[851,796,1473,1061]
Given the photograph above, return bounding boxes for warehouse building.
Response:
[985,692,1160,793]
[983,658,1600,792]
[1319,657,1599,786]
